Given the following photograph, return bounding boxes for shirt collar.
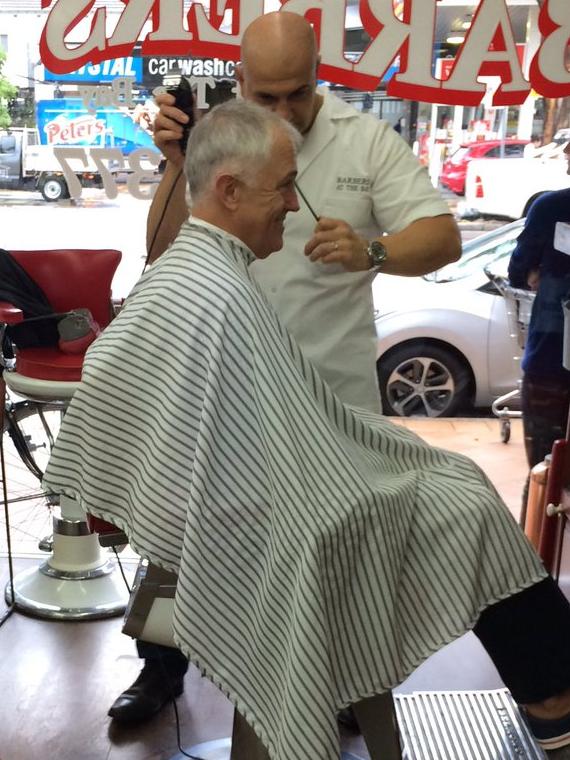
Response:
[188,216,256,265]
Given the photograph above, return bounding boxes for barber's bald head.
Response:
[237,12,322,134]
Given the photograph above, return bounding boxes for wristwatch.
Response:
[367,239,388,272]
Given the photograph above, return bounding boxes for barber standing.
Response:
[108,9,461,725]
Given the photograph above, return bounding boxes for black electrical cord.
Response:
[112,545,132,594]
[111,548,205,760]
[143,167,185,272]
[170,695,206,759]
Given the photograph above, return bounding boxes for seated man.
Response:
[44,101,570,759]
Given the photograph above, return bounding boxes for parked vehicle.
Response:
[373,219,526,417]
[441,139,528,195]
[0,127,100,201]
[459,130,570,220]
[0,98,158,201]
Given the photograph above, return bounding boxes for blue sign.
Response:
[36,99,156,156]
[44,57,142,83]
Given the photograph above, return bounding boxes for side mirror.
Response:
[0,135,16,153]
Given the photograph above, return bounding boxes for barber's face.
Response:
[237,62,319,135]
[237,130,300,258]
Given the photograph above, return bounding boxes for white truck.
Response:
[0,97,161,201]
[0,126,109,201]
[459,130,569,220]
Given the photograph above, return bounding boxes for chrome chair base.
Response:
[4,508,129,620]
[5,562,128,620]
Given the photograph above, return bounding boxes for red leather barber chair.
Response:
[0,248,128,619]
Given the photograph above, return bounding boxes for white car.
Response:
[459,130,570,221]
[373,219,526,417]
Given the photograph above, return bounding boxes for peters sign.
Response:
[39,0,569,107]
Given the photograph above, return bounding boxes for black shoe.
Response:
[108,664,184,724]
[523,707,570,753]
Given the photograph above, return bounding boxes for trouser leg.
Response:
[353,692,402,760]
[230,710,271,760]
[474,576,570,704]
[521,374,570,470]
[136,639,189,678]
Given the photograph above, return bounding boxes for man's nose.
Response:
[274,100,293,123]
[287,188,300,213]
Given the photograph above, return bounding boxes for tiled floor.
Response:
[1,414,565,760]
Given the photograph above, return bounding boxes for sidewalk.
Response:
[395,416,526,520]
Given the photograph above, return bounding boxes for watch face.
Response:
[369,240,387,267]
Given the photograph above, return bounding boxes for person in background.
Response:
[508,141,570,476]
[523,134,543,159]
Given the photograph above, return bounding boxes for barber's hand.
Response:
[527,269,540,291]
[152,92,189,168]
[304,218,370,272]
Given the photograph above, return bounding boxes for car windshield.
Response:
[450,147,470,165]
[426,220,524,283]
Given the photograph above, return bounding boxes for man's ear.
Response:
[214,172,241,211]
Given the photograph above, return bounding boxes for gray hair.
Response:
[185,99,301,200]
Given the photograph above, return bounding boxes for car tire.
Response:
[377,342,472,418]
[40,175,69,202]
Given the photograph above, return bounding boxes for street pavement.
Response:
[0,185,152,299]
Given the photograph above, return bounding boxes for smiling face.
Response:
[235,127,300,258]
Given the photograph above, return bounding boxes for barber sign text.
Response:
[39,0,569,106]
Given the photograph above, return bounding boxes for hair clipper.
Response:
[167,77,195,154]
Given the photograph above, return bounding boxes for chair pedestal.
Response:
[5,506,128,620]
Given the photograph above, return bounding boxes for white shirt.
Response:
[250,91,450,413]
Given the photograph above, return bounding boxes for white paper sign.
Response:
[554,221,570,256]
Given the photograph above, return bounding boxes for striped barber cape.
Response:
[43,219,545,760]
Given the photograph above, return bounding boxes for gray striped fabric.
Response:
[43,220,546,760]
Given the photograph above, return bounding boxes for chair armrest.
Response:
[0,302,24,325]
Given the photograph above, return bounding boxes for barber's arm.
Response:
[304,214,461,276]
[146,94,191,265]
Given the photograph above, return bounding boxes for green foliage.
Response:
[0,51,17,129]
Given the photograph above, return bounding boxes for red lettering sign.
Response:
[38,0,570,106]
[44,115,106,145]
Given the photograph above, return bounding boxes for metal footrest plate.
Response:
[394,689,546,759]
[174,690,546,760]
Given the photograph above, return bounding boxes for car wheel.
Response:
[377,342,472,417]
[41,175,68,202]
